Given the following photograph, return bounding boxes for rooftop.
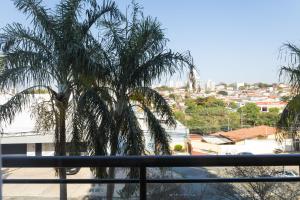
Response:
[212,125,276,142]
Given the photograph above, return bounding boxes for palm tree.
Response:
[277,43,300,149]
[75,4,195,199]
[0,0,120,199]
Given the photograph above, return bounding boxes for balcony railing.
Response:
[2,154,300,199]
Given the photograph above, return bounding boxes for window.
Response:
[262,107,268,112]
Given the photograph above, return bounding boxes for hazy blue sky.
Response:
[1,0,300,84]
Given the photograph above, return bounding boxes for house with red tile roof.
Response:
[212,125,276,143]
[189,126,293,155]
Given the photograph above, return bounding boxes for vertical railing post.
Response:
[140,166,146,200]
[0,137,2,200]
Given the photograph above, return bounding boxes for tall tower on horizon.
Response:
[187,68,201,93]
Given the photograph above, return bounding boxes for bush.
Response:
[217,91,228,96]
[174,144,183,151]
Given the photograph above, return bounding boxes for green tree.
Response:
[228,101,238,110]
[155,85,174,91]
[181,97,241,134]
[280,95,291,102]
[169,93,180,101]
[0,0,120,199]
[174,110,186,123]
[277,43,300,143]
[228,111,241,130]
[185,98,200,114]
[195,96,225,107]
[75,4,195,199]
[238,103,260,126]
[238,85,246,90]
[257,82,272,88]
[258,108,280,126]
[217,90,228,96]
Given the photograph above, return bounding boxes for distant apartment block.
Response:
[205,80,216,91]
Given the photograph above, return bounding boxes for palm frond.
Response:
[143,105,171,155]
[75,88,113,178]
[280,66,300,94]
[128,51,194,87]
[101,19,125,54]
[128,16,165,58]
[131,87,176,127]
[282,43,300,63]
[0,57,53,90]
[122,106,145,155]
[31,100,56,134]
[72,34,113,85]
[55,0,82,33]
[277,95,300,133]
[0,23,52,54]
[81,0,122,36]
[119,167,139,198]
[76,87,113,153]
[279,43,300,93]
[0,86,39,127]
[13,0,56,38]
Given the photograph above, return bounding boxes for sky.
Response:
[1,0,300,84]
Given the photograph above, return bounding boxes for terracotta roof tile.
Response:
[255,101,287,106]
[191,151,208,155]
[212,125,276,142]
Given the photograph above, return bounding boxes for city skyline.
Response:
[1,1,300,84]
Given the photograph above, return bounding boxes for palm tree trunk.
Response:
[106,100,124,200]
[58,105,67,200]
[107,144,118,200]
[106,166,116,200]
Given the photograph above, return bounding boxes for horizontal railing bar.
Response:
[4,177,300,184]
[3,154,300,168]
[147,177,300,183]
[3,179,139,184]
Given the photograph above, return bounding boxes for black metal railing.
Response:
[3,154,300,199]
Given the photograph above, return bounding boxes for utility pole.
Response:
[227,117,230,131]
[240,109,243,128]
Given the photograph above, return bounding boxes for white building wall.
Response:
[143,120,189,153]
[27,143,35,156]
[220,139,293,155]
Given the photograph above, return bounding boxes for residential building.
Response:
[137,113,189,153]
[234,82,245,90]
[205,80,216,91]
[215,84,226,91]
[0,95,190,155]
[189,126,293,155]
[255,101,287,112]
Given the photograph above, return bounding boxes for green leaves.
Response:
[277,95,300,132]
[81,0,122,35]
[0,87,36,127]
[277,43,300,139]
[0,0,192,166]
[122,106,145,155]
[13,0,56,38]
[0,2,195,197]
[131,87,175,126]
[238,103,260,126]
[280,43,300,94]
[143,106,170,155]
[83,4,194,159]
